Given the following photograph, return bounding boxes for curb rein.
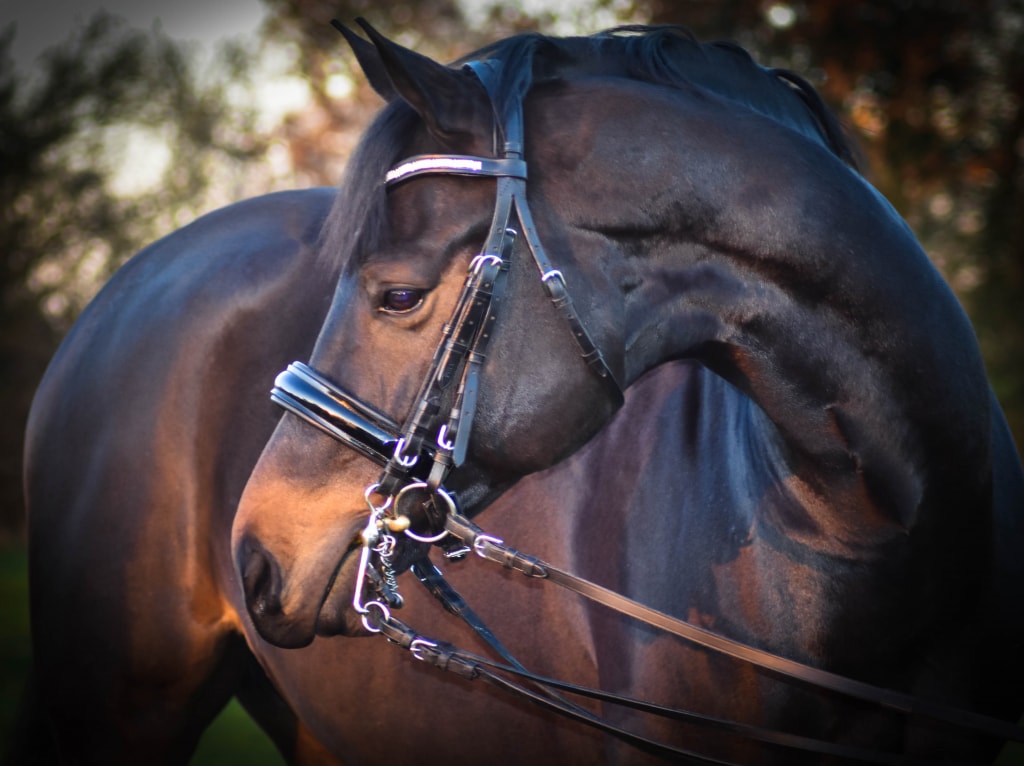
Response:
[270,61,1024,764]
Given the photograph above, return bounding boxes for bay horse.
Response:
[20,22,1024,765]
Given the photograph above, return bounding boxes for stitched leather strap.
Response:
[411,558,593,716]
[370,595,936,765]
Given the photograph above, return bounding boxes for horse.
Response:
[19,188,341,763]
[19,21,1024,766]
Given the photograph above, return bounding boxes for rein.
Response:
[270,58,1024,762]
[388,563,964,766]
[438,513,1024,750]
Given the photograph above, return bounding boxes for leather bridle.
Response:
[269,60,1024,763]
[370,58,623,501]
[275,57,622,608]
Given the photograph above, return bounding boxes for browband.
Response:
[386,155,527,185]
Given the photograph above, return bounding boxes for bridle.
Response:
[369,58,624,503]
[274,57,623,609]
[269,60,1024,763]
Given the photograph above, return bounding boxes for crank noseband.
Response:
[271,362,434,478]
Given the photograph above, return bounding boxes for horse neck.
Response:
[610,156,991,547]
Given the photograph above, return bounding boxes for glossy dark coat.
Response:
[20,25,1024,765]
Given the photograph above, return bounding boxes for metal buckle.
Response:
[437,423,456,451]
[360,600,391,633]
[410,637,438,661]
[395,482,455,544]
[392,436,419,468]
[473,533,505,558]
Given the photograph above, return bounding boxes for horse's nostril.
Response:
[234,534,318,648]
[238,536,281,618]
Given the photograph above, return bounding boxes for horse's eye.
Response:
[380,288,425,314]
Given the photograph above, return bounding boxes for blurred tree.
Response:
[258,0,645,184]
[258,0,483,186]
[0,12,273,535]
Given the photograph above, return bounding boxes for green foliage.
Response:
[190,700,284,766]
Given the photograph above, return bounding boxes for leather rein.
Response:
[270,60,1024,763]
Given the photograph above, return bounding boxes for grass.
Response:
[1003,741,1024,766]
[190,699,283,766]
[0,543,31,753]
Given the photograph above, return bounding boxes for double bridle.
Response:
[274,57,622,610]
[269,60,1023,764]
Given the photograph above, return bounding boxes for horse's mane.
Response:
[460,25,857,166]
[320,25,857,268]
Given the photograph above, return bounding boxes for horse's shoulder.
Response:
[133,186,336,274]
[62,188,334,340]
[29,188,339,438]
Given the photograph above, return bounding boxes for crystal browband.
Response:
[385,155,527,186]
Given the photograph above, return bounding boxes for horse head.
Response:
[232,23,633,647]
[232,22,993,652]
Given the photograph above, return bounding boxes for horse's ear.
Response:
[331,20,398,102]
[351,18,486,145]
